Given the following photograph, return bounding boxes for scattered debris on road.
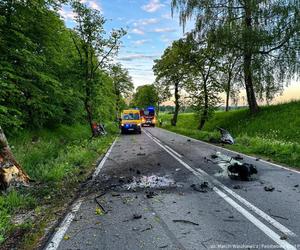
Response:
[159,245,168,248]
[140,224,153,232]
[133,214,142,219]
[233,155,243,160]
[137,153,146,156]
[280,235,288,240]
[233,185,241,189]
[217,127,235,145]
[211,154,218,159]
[270,214,288,220]
[264,185,275,192]
[228,163,257,181]
[94,192,107,214]
[125,175,176,190]
[191,182,210,193]
[95,207,104,215]
[145,190,157,198]
[172,219,199,226]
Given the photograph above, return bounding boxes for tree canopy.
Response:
[0,0,130,136]
[131,85,159,109]
[172,0,300,113]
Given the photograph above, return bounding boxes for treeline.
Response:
[0,0,133,136]
[154,0,299,129]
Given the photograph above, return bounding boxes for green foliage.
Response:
[71,0,126,135]
[110,64,134,117]
[131,84,159,109]
[160,100,300,168]
[172,0,300,112]
[0,0,125,136]
[0,0,85,132]
[0,124,117,244]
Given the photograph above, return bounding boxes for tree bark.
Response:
[243,1,259,114]
[243,52,259,114]
[199,81,209,130]
[171,82,180,126]
[225,76,231,112]
[0,127,30,189]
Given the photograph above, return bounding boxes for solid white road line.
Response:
[194,167,296,237]
[93,139,117,179]
[45,138,117,250]
[45,199,83,250]
[214,188,296,250]
[164,145,183,158]
[148,130,296,237]
[144,130,297,250]
[159,128,300,175]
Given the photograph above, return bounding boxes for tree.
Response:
[0,0,83,131]
[71,0,125,136]
[110,64,134,118]
[219,52,242,111]
[184,34,223,129]
[172,0,300,114]
[153,39,191,126]
[154,79,172,115]
[131,85,159,109]
[0,126,29,189]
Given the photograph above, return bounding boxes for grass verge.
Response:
[159,100,300,169]
[0,123,118,249]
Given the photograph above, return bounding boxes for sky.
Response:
[59,0,299,104]
[59,0,191,87]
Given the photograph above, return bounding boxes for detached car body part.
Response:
[120,109,142,134]
[140,106,156,127]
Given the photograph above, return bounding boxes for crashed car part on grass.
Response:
[217,127,234,145]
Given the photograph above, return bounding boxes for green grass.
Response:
[159,100,300,168]
[0,122,118,247]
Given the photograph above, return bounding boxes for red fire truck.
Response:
[140,107,156,127]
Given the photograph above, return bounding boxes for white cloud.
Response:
[80,0,102,11]
[58,9,76,21]
[153,27,176,33]
[118,54,158,61]
[162,13,172,20]
[133,39,149,45]
[133,18,159,27]
[131,28,145,35]
[142,0,165,13]
[89,1,101,10]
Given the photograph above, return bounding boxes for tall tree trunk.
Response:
[199,81,208,130]
[84,46,96,136]
[171,82,180,126]
[0,127,30,189]
[243,1,259,114]
[225,76,231,112]
[243,52,259,114]
[115,93,120,120]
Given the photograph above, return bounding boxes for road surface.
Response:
[45,127,300,250]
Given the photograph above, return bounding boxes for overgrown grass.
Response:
[0,122,118,247]
[160,100,300,168]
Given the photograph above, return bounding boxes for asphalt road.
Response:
[45,127,300,250]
